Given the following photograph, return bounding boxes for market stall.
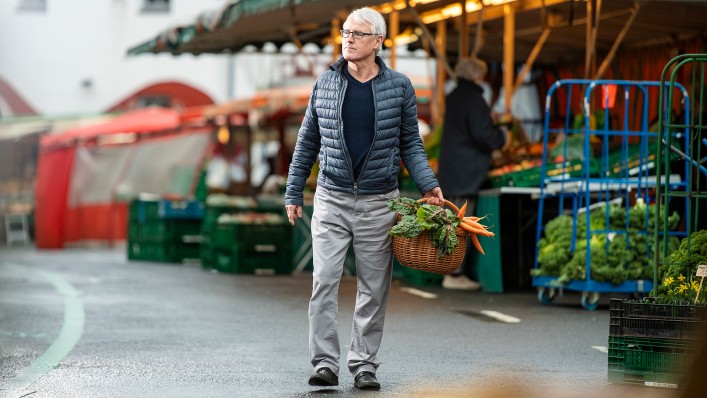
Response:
[123,0,707,290]
[35,107,211,249]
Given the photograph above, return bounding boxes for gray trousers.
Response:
[309,187,398,377]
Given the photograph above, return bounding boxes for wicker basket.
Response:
[392,199,467,275]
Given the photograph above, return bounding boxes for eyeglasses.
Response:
[340,30,378,40]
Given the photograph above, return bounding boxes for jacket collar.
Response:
[331,56,388,78]
[456,77,483,93]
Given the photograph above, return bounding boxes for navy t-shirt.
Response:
[342,65,375,181]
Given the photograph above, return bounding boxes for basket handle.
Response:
[416,198,461,214]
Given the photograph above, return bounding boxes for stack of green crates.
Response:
[208,213,293,274]
[200,195,289,272]
[200,195,259,270]
[608,298,706,387]
[127,198,203,263]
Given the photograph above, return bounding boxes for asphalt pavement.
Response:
[0,247,679,398]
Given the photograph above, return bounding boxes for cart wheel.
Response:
[538,288,556,305]
[581,291,600,311]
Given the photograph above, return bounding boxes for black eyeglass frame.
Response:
[340,29,379,39]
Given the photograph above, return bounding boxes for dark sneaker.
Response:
[354,371,380,390]
[308,367,338,387]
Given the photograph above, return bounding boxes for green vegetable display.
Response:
[387,197,461,257]
[532,198,681,285]
[656,230,707,304]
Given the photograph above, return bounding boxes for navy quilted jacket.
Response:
[285,57,438,206]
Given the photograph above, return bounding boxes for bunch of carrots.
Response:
[455,200,494,255]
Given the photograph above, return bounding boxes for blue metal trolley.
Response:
[532,79,690,310]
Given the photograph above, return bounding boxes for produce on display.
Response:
[656,229,707,304]
[532,199,681,285]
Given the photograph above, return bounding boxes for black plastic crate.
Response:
[609,298,707,340]
[619,300,706,320]
[610,316,705,340]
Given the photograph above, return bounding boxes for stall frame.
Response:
[654,54,707,289]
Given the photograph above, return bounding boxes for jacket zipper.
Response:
[337,63,382,200]
[354,77,378,200]
[336,76,355,191]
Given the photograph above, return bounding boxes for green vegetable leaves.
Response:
[657,229,707,303]
[534,201,682,285]
[390,215,421,238]
[386,197,419,216]
[387,198,461,257]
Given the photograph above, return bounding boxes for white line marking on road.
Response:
[592,345,608,353]
[479,310,521,323]
[1,263,85,394]
[400,287,438,299]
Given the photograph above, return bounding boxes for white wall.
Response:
[0,0,432,117]
[0,0,227,116]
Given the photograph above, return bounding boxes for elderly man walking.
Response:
[284,7,444,391]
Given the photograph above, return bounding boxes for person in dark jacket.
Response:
[284,7,444,391]
[437,57,509,290]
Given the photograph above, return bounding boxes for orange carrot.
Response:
[470,232,485,255]
[459,222,492,236]
[457,200,468,218]
[463,218,487,230]
[466,220,488,229]
[459,222,481,234]
[461,220,495,237]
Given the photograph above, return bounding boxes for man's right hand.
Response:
[286,205,303,225]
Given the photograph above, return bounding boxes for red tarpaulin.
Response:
[35,107,197,249]
[34,146,75,248]
[41,107,181,148]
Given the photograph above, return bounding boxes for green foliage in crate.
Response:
[532,199,681,285]
[657,230,707,304]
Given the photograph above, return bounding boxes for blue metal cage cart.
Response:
[532,79,690,310]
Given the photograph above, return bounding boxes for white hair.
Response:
[347,7,387,55]
[455,58,488,83]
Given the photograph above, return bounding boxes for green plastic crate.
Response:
[400,265,443,286]
[602,143,659,178]
[129,200,160,223]
[203,220,293,274]
[608,368,687,388]
[208,221,291,250]
[200,242,216,270]
[128,219,202,243]
[213,245,293,275]
[607,335,700,387]
[489,159,588,188]
[127,240,200,263]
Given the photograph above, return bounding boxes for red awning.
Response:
[41,107,181,148]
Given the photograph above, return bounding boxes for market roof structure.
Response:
[127,0,392,56]
[127,0,707,66]
[127,0,707,126]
